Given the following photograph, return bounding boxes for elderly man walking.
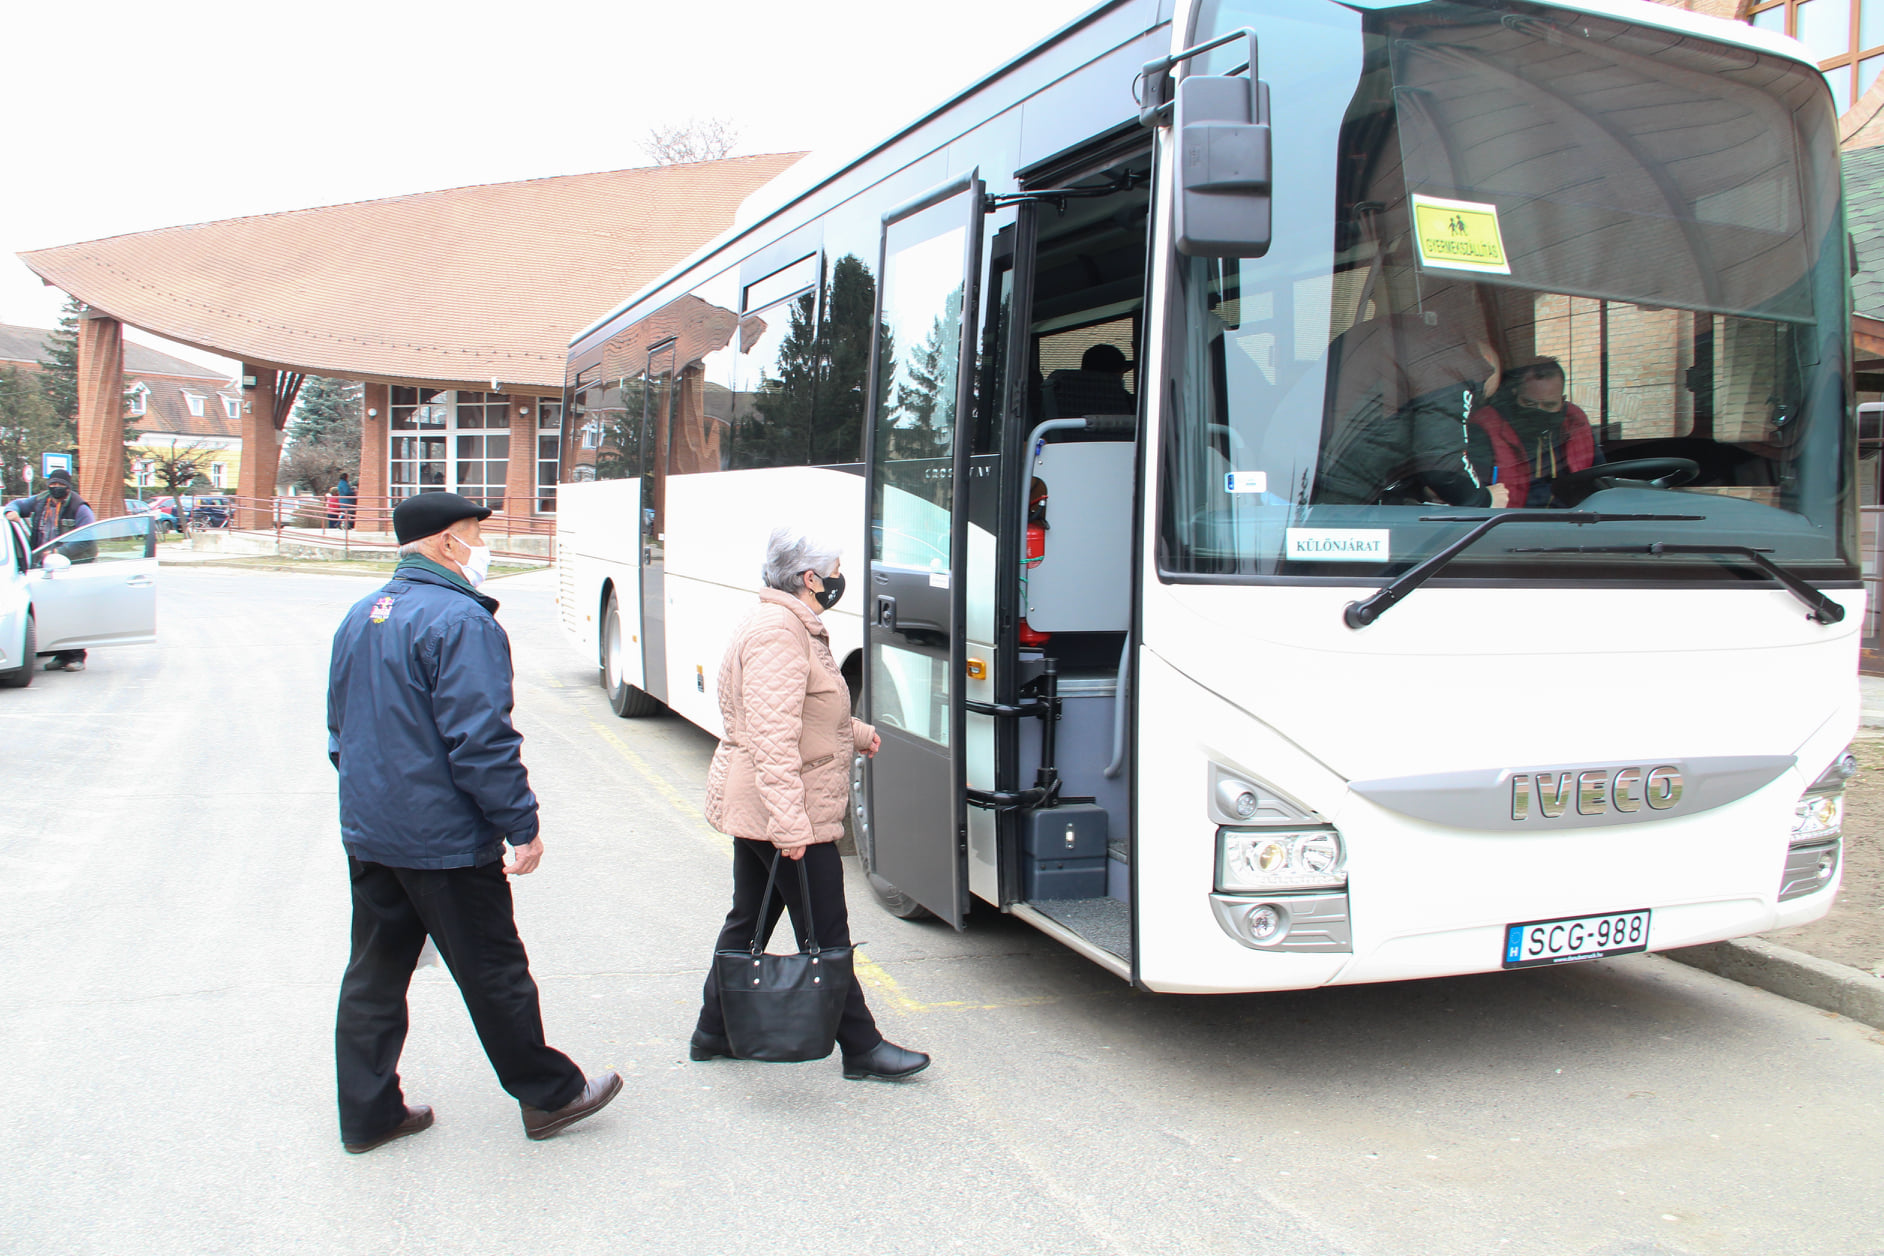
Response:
[327,491,620,1153]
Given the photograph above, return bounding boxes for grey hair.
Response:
[397,540,428,558]
[761,526,842,592]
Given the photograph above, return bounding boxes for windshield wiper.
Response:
[1506,541,1845,624]
[1343,512,1703,629]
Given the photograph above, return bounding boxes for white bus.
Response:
[555,0,1860,993]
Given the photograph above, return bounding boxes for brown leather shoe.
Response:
[520,1071,622,1141]
[343,1104,434,1154]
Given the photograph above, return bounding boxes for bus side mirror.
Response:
[1174,74,1272,258]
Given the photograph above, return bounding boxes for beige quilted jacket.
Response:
[704,589,875,849]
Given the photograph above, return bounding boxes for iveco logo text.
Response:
[1510,766,1682,821]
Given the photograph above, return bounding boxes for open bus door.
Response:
[860,172,985,928]
[639,341,674,704]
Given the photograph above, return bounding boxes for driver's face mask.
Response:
[49,484,69,500]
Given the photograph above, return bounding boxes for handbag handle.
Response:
[751,849,821,957]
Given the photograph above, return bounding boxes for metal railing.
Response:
[203,494,555,563]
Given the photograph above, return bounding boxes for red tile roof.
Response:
[0,322,227,380]
[18,155,805,392]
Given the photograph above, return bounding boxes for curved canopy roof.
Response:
[17,153,804,392]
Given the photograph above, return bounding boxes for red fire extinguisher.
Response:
[1020,477,1050,647]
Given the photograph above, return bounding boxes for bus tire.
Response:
[602,591,662,718]
[847,668,933,921]
[1,614,33,689]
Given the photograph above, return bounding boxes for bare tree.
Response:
[128,438,222,533]
[642,117,741,165]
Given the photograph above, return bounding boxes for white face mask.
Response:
[451,535,492,588]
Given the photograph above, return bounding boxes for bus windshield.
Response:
[1161,0,1854,581]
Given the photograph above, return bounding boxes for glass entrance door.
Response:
[862,173,985,928]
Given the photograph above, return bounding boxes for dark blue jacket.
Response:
[326,559,539,869]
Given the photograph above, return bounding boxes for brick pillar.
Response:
[237,365,278,528]
[358,381,389,530]
[503,395,538,516]
[75,312,125,520]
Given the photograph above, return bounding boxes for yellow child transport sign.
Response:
[1410,194,1510,275]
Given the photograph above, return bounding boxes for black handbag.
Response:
[712,850,854,1062]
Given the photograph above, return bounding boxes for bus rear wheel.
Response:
[601,590,662,718]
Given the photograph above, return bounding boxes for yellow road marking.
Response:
[583,717,727,853]
[854,949,1057,1014]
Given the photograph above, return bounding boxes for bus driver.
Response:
[1468,356,1603,509]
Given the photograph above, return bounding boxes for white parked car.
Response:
[1,514,158,687]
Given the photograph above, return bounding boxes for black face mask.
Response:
[813,571,845,611]
[48,485,69,500]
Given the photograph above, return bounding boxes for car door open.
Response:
[32,515,158,652]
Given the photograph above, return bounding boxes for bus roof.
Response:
[570,0,1163,352]
[569,0,1821,354]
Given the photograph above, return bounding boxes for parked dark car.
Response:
[189,495,233,528]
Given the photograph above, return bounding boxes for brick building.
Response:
[1,322,243,496]
[14,155,804,524]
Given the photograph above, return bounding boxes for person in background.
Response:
[325,487,341,529]
[1468,357,1603,508]
[336,473,357,530]
[3,468,96,671]
[691,526,930,1082]
[326,491,621,1153]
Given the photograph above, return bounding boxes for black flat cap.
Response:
[46,468,72,484]
[393,491,492,545]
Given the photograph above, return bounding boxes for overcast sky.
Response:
[1,0,1106,379]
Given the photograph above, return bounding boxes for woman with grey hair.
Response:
[691,526,929,1080]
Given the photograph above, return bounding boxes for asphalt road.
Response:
[3,567,1881,1256]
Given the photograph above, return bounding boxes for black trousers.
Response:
[695,839,882,1056]
[336,856,585,1144]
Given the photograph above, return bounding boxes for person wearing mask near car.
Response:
[689,526,930,1082]
[4,468,95,671]
[326,490,621,1153]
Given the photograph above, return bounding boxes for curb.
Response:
[1665,937,1884,1031]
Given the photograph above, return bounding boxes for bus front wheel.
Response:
[602,591,662,718]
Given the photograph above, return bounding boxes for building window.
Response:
[184,393,206,417]
[537,402,562,512]
[223,397,240,420]
[1749,0,1884,113]
[125,384,148,417]
[210,461,226,488]
[134,459,154,487]
[386,388,507,508]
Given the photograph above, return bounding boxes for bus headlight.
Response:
[1791,750,1856,847]
[1217,827,1346,892]
[1791,793,1843,845]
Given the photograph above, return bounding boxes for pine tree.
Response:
[37,297,81,428]
[279,377,363,494]
[289,376,362,444]
[0,366,65,499]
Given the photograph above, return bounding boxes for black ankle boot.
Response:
[690,1030,733,1061]
[841,1040,930,1080]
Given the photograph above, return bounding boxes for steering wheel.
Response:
[1552,457,1700,504]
